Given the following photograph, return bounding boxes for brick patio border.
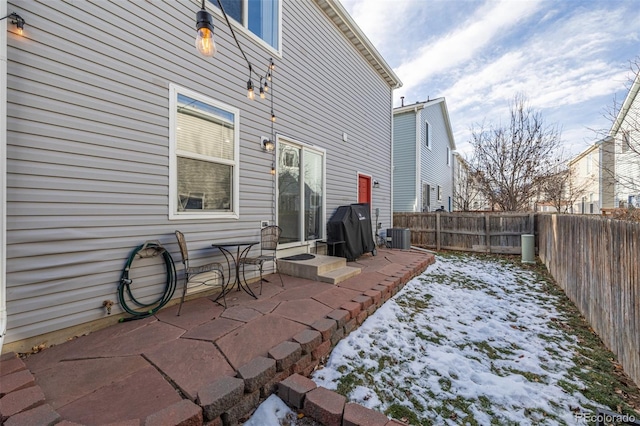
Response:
[0,254,433,425]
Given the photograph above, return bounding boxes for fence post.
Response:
[484,213,491,253]
[436,213,441,251]
[529,213,535,235]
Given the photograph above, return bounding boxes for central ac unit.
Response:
[386,228,410,249]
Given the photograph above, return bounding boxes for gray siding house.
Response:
[0,0,400,351]
[393,98,456,212]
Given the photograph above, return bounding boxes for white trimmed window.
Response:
[446,147,451,166]
[437,185,442,201]
[212,0,281,52]
[424,120,431,149]
[169,84,240,220]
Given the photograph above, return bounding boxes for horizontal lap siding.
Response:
[393,112,417,212]
[283,1,392,215]
[5,0,394,343]
[420,105,453,211]
[615,100,640,203]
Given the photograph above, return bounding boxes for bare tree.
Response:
[539,160,590,213]
[453,152,486,211]
[469,94,563,211]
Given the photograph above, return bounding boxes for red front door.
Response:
[358,174,371,205]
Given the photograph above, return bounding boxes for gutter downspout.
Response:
[415,106,420,212]
[0,0,8,353]
[389,91,394,226]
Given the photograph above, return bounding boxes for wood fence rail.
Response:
[538,214,640,387]
[393,212,535,254]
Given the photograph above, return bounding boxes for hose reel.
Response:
[117,240,177,322]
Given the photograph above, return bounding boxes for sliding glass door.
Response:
[277,139,325,245]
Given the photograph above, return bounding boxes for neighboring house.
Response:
[452,152,490,211]
[608,70,640,208]
[0,0,400,350]
[393,98,456,212]
[566,139,616,214]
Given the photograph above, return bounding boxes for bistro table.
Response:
[211,241,260,300]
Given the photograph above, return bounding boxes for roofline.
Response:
[393,98,457,150]
[609,70,640,137]
[436,98,457,151]
[313,0,402,89]
[393,103,426,114]
[568,141,601,166]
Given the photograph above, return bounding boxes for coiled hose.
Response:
[117,241,177,322]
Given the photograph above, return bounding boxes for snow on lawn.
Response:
[243,394,296,426]
[312,254,596,425]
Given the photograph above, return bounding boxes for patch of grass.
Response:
[505,367,547,384]
[416,329,445,345]
[385,403,422,425]
[438,396,481,426]
[335,366,369,397]
[377,355,396,371]
[438,377,452,392]
[472,341,501,360]
[396,294,432,311]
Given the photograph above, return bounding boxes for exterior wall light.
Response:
[262,138,275,152]
[373,180,380,188]
[1,12,25,35]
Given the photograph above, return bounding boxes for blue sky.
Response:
[341,0,640,156]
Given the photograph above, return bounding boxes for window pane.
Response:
[177,95,234,160]
[304,150,323,240]
[215,0,242,23]
[177,157,232,212]
[248,0,279,49]
[278,143,301,244]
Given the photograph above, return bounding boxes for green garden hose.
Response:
[117,241,177,322]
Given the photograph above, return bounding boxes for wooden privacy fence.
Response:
[393,212,535,254]
[538,214,640,386]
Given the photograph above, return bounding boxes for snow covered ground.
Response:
[310,254,599,425]
[246,253,629,425]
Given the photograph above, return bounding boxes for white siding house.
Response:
[0,0,400,351]
[609,71,640,208]
[567,138,616,214]
[393,98,456,212]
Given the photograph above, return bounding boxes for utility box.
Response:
[521,234,535,264]
[386,228,411,249]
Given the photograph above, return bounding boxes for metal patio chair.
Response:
[174,230,226,315]
[239,225,284,295]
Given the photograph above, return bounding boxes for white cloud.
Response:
[340,0,640,156]
[340,0,420,54]
[394,0,543,96]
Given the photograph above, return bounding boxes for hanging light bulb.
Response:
[260,86,266,99]
[195,7,216,57]
[247,80,255,100]
[271,111,276,122]
[267,71,272,82]
[271,163,276,175]
[263,80,269,92]
[270,59,275,70]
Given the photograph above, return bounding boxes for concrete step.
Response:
[317,266,361,284]
[278,254,359,283]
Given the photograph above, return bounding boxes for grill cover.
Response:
[327,203,376,260]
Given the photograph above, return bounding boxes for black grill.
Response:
[326,203,376,260]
